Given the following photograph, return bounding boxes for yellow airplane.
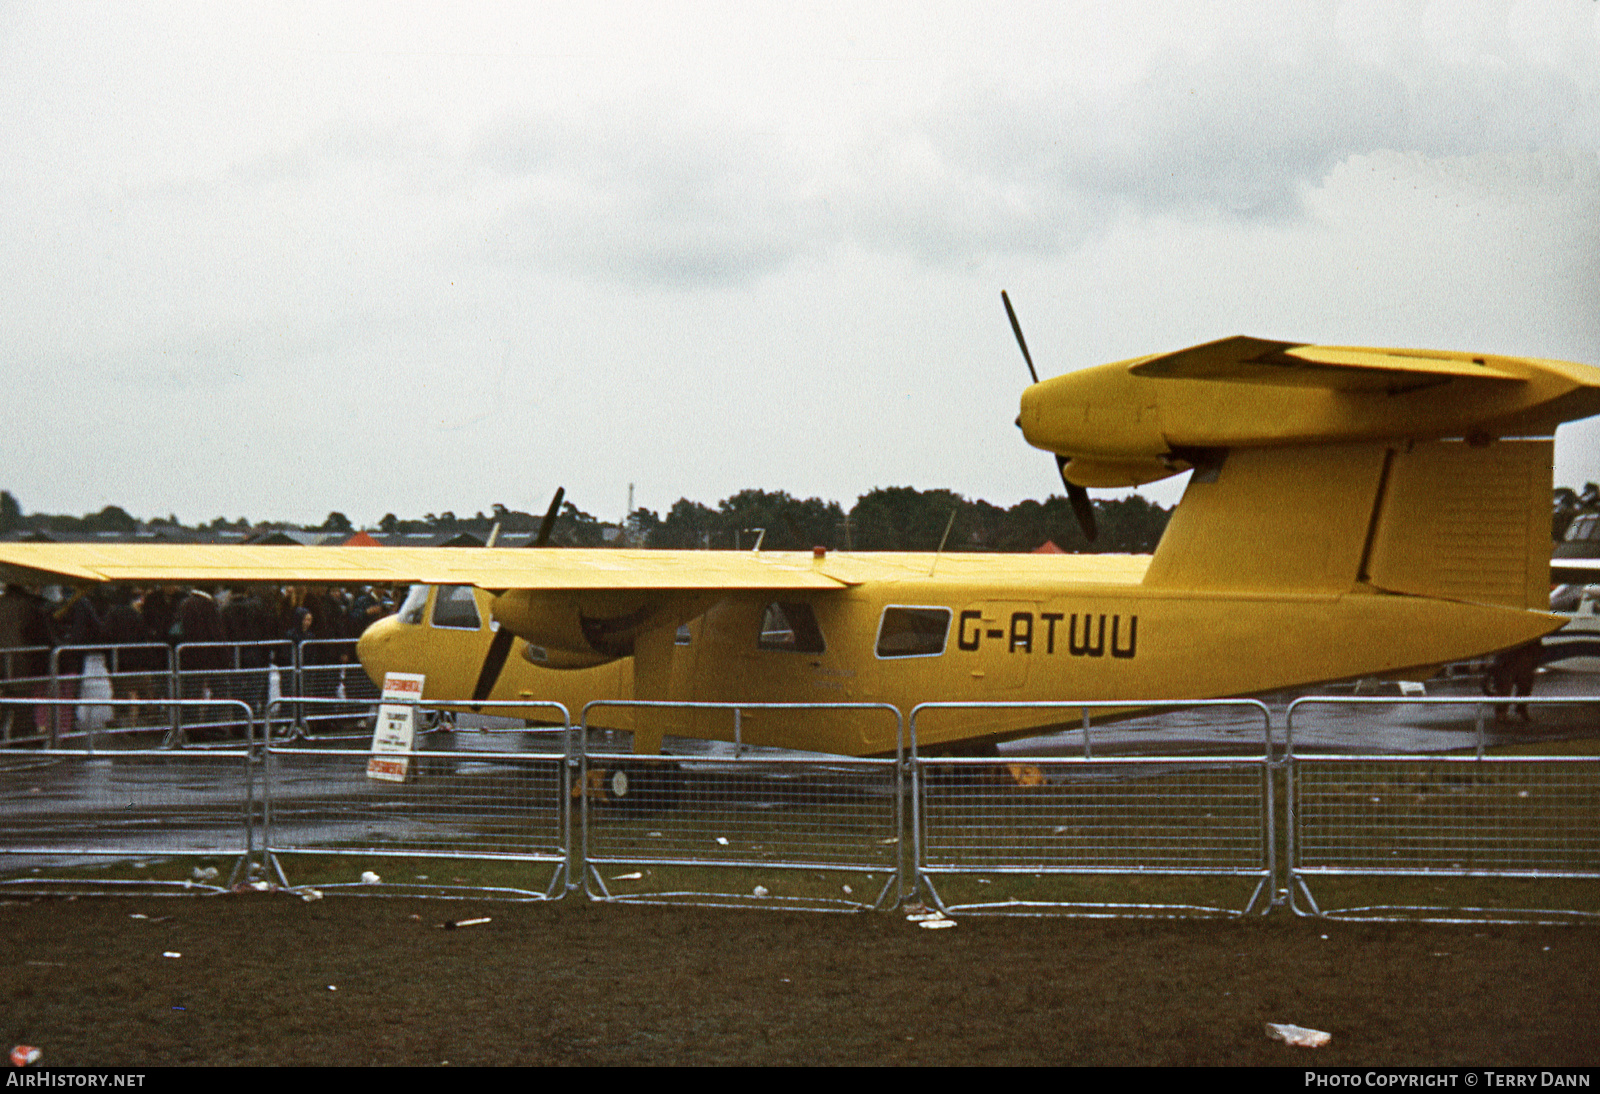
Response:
[3,312,1598,757]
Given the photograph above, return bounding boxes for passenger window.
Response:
[876,606,951,658]
[431,585,482,630]
[758,602,826,653]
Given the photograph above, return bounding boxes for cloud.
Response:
[443,19,1596,290]
[470,111,818,287]
[891,38,1593,248]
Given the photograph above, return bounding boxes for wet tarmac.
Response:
[1002,670,1600,758]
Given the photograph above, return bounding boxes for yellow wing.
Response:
[0,543,860,591]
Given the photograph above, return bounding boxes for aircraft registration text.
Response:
[957,611,1138,659]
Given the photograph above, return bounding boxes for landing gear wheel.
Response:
[422,709,456,733]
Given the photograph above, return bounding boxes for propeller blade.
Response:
[1001,290,1039,385]
[1002,293,1093,542]
[470,625,515,706]
[532,487,565,548]
[1058,457,1099,543]
[476,486,566,706]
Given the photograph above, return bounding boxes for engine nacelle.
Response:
[490,588,716,670]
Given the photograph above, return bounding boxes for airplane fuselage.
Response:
[355,551,1558,755]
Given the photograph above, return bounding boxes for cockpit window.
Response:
[430,585,482,630]
[758,602,826,653]
[397,584,429,625]
[1568,514,1598,543]
[876,606,951,658]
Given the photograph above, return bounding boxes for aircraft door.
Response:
[953,600,1037,692]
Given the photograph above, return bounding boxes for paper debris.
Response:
[1266,1023,1331,1048]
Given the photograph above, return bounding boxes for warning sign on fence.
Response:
[368,672,425,783]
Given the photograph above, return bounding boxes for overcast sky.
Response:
[2,0,1597,527]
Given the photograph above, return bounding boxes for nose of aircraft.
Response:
[355,613,404,690]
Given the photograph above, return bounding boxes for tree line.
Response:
[0,487,1172,554]
[11,478,1599,552]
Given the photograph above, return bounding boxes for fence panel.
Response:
[579,701,904,911]
[261,699,572,900]
[3,645,56,745]
[294,639,380,737]
[0,697,256,895]
[47,643,175,745]
[1287,695,1600,923]
[172,640,294,742]
[912,700,1275,917]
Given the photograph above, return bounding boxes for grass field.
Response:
[2,891,1598,1067]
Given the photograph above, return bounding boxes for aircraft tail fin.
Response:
[1143,437,1552,610]
[1361,437,1551,610]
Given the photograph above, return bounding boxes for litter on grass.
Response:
[1266,1023,1330,1048]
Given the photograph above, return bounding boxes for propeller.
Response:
[532,487,564,548]
[1002,291,1098,543]
[1002,290,1040,385]
[470,487,565,706]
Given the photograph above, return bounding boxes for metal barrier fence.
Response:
[0,697,257,895]
[910,700,1276,917]
[4,687,1599,920]
[0,645,53,744]
[294,639,382,736]
[46,643,173,746]
[1286,695,1600,923]
[171,640,290,740]
[578,701,904,911]
[4,639,374,746]
[259,698,573,900]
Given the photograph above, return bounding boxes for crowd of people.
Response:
[0,582,400,741]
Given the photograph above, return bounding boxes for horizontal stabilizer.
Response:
[1020,338,1600,483]
[1130,336,1525,391]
